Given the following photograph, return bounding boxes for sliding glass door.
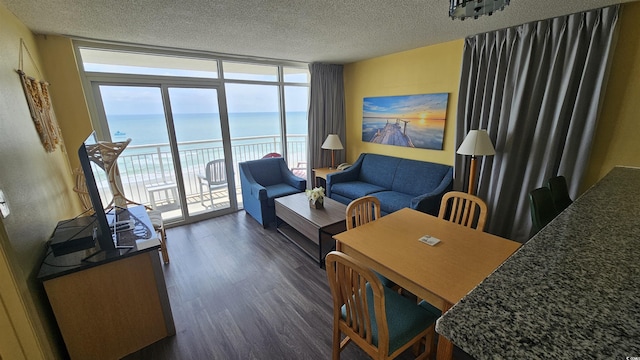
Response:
[93,83,235,223]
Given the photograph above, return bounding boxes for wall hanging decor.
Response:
[16,39,63,153]
[362,93,448,150]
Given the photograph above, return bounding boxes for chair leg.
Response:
[200,183,205,207]
[332,325,342,360]
[209,188,214,208]
[158,226,169,264]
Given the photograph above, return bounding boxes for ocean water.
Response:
[107,111,307,146]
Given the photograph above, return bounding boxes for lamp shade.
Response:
[457,130,495,156]
[449,0,510,20]
[321,134,344,150]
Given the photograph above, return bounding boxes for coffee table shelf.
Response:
[277,223,320,260]
[275,193,347,267]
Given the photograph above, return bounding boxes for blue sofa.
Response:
[239,157,306,227]
[326,153,453,215]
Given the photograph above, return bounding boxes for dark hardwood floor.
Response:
[124,211,471,360]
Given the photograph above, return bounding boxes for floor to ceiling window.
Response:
[76,43,309,225]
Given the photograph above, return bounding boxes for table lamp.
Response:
[457,129,495,195]
[321,134,344,169]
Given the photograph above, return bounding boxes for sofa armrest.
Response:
[326,154,365,197]
[239,164,268,200]
[283,171,307,190]
[410,168,454,215]
[280,162,307,190]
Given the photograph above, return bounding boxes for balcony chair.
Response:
[262,152,281,158]
[529,187,559,234]
[239,157,306,228]
[325,251,438,360]
[547,175,573,213]
[438,191,488,231]
[291,161,307,179]
[198,159,228,208]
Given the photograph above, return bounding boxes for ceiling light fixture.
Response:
[449,0,510,20]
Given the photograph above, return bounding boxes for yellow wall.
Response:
[36,36,94,171]
[582,2,640,188]
[0,4,81,359]
[344,40,464,165]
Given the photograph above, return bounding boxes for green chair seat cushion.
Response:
[418,300,442,317]
[375,271,395,288]
[341,283,437,355]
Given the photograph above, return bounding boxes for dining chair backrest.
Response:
[346,196,381,230]
[529,187,559,233]
[438,191,488,231]
[547,175,573,212]
[325,251,436,360]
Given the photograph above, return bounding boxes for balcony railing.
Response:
[93,134,308,208]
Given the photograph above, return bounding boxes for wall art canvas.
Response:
[362,93,448,150]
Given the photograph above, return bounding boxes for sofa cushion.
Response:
[265,183,302,206]
[331,181,387,201]
[392,159,452,196]
[358,154,402,189]
[373,191,414,214]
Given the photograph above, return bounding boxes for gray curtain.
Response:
[455,5,619,242]
[308,63,346,184]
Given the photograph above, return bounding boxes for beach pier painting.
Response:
[362,93,448,150]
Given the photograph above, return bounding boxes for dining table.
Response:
[436,166,640,359]
[333,207,521,360]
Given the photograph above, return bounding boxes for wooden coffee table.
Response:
[275,193,347,267]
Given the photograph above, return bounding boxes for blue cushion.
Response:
[373,191,414,214]
[265,183,303,206]
[331,181,386,200]
[341,284,437,356]
[375,272,395,288]
[244,158,285,186]
[418,300,442,317]
[358,154,401,188]
[392,159,452,196]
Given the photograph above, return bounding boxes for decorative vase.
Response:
[310,200,323,209]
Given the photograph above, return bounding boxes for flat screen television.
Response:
[78,132,116,252]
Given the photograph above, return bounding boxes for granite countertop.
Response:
[436,166,640,359]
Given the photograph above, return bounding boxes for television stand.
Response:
[38,206,174,360]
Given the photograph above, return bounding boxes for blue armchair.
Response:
[239,157,307,227]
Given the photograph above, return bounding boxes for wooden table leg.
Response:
[436,302,454,360]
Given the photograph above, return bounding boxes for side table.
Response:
[312,167,341,187]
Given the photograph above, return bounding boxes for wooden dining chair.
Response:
[325,251,437,360]
[547,175,573,212]
[345,196,394,288]
[438,191,488,231]
[345,195,381,230]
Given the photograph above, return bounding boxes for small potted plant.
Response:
[305,186,325,209]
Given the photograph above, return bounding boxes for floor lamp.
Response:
[321,134,344,169]
[457,130,495,195]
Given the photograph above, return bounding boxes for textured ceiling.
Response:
[1,0,636,64]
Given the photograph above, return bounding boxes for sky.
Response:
[363,93,449,120]
[88,63,309,115]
